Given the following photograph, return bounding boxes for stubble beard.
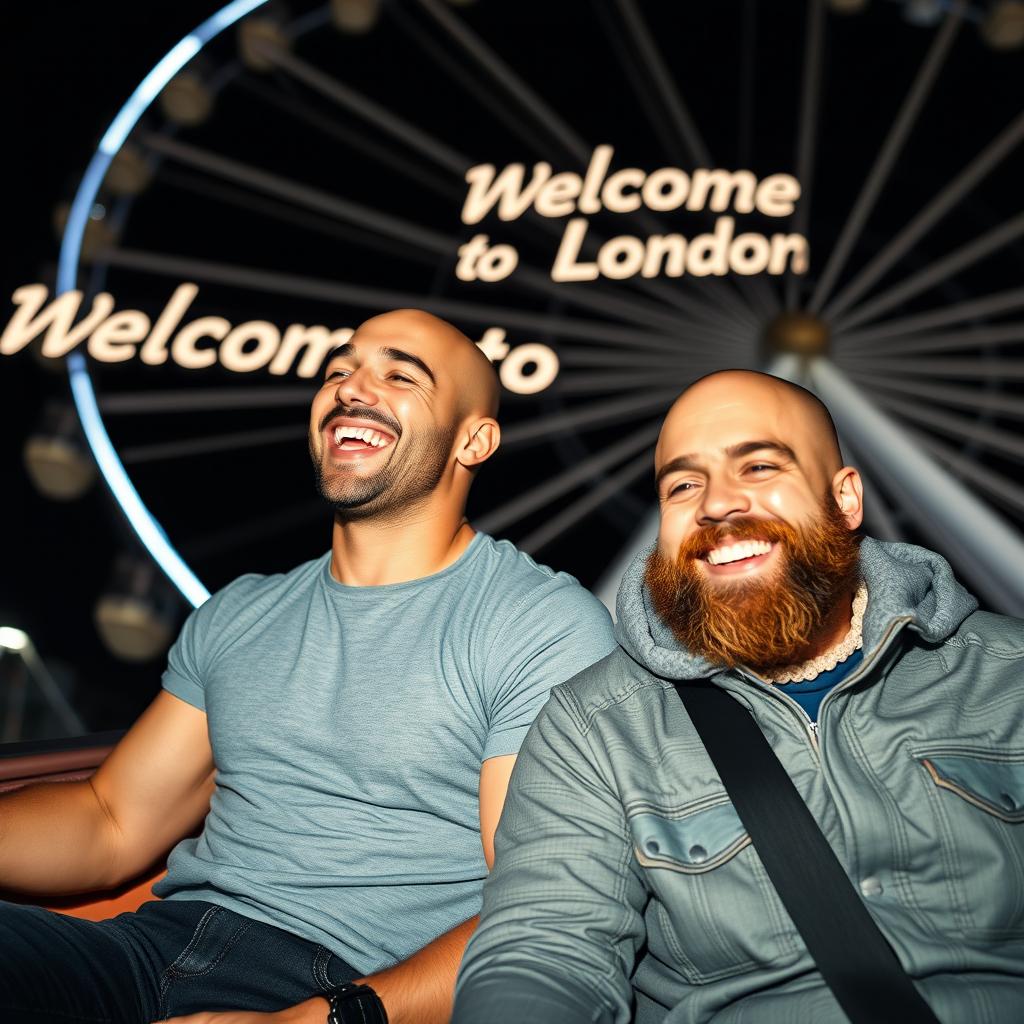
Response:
[644,497,862,673]
[310,422,458,523]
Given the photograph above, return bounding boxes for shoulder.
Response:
[471,534,613,627]
[550,648,670,735]
[943,609,1024,661]
[187,555,327,632]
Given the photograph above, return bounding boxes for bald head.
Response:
[354,309,500,421]
[657,369,843,486]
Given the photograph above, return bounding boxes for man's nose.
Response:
[696,478,751,525]
[335,367,378,407]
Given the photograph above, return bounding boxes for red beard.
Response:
[644,498,862,672]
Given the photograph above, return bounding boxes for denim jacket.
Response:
[453,539,1024,1023]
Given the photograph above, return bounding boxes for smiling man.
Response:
[0,309,616,1024]
[453,369,1024,1024]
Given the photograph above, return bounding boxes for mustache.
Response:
[318,403,401,438]
[678,517,797,562]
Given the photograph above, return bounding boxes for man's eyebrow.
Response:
[726,440,798,462]
[323,343,436,385]
[654,441,797,489]
[379,346,436,384]
[655,455,702,489]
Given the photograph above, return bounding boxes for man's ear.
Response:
[455,417,501,471]
[832,466,864,530]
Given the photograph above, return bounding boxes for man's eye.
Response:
[668,482,695,496]
[324,369,349,382]
[388,373,413,384]
[748,463,777,473]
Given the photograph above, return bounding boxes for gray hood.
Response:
[614,536,979,683]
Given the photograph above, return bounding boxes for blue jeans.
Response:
[0,899,358,1022]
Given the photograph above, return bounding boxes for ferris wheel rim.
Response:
[57,0,272,609]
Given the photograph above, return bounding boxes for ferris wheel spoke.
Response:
[554,371,694,394]
[180,499,327,561]
[414,0,589,163]
[824,110,1024,322]
[905,428,1024,519]
[234,74,464,201]
[833,211,1024,334]
[518,449,656,555]
[840,370,1024,421]
[870,393,1024,464]
[609,0,712,167]
[556,347,689,369]
[840,356,1024,382]
[250,41,470,175]
[499,389,678,450]
[119,423,307,465]
[738,274,782,319]
[838,323,1024,355]
[100,387,313,415]
[807,3,965,314]
[737,0,757,166]
[95,245,696,354]
[833,287,1024,346]
[159,166,439,266]
[785,0,825,311]
[788,358,1024,613]
[853,466,906,543]
[386,0,554,161]
[474,421,661,535]
[140,131,455,255]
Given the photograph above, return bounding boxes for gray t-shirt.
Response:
[154,533,616,973]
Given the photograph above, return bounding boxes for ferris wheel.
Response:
[54,0,1024,620]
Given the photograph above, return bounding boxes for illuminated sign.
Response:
[457,145,808,283]
[1,283,560,394]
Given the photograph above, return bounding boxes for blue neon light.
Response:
[58,0,269,608]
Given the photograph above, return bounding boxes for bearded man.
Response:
[0,310,616,1024]
[452,369,1024,1024]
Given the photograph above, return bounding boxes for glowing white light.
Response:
[56,0,269,608]
[0,627,30,652]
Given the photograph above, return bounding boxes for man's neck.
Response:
[329,509,476,587]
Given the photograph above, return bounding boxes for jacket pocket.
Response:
[628,798,799,984]
[919,751,1024,823]
[913,745,1024,938]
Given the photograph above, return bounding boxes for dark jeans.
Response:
[0,899,358,1022]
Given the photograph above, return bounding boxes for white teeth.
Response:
[332,425,391,447]
[706,540,772,565]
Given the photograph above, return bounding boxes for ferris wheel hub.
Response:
[763,311,830,357]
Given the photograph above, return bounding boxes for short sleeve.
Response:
[161,574,259,711]
[481,578,616,761]
[162,601,212,711]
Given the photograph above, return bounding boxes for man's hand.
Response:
[158,995,327,1024]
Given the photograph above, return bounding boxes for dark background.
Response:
[2,0,1022,739]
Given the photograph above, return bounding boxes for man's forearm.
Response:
[361,915,478,1024]
[0,779,123,894]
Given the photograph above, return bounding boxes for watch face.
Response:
[57,0,1024,613]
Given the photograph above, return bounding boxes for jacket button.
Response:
[645,839,661,856]
[859,876,883,897]
[688,844,708,864]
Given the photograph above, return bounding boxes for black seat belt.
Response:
[674,680,940,1024]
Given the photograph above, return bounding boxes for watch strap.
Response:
[325,982,388,1024]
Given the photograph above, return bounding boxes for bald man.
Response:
[454,369,1024,1024]
[0,310,615,1024]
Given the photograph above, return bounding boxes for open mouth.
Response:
[324,417,397,458]
[701,539,776,573]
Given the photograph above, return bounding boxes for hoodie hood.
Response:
[614,536,979,682]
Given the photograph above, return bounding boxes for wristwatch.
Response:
[324,982,388,1024]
